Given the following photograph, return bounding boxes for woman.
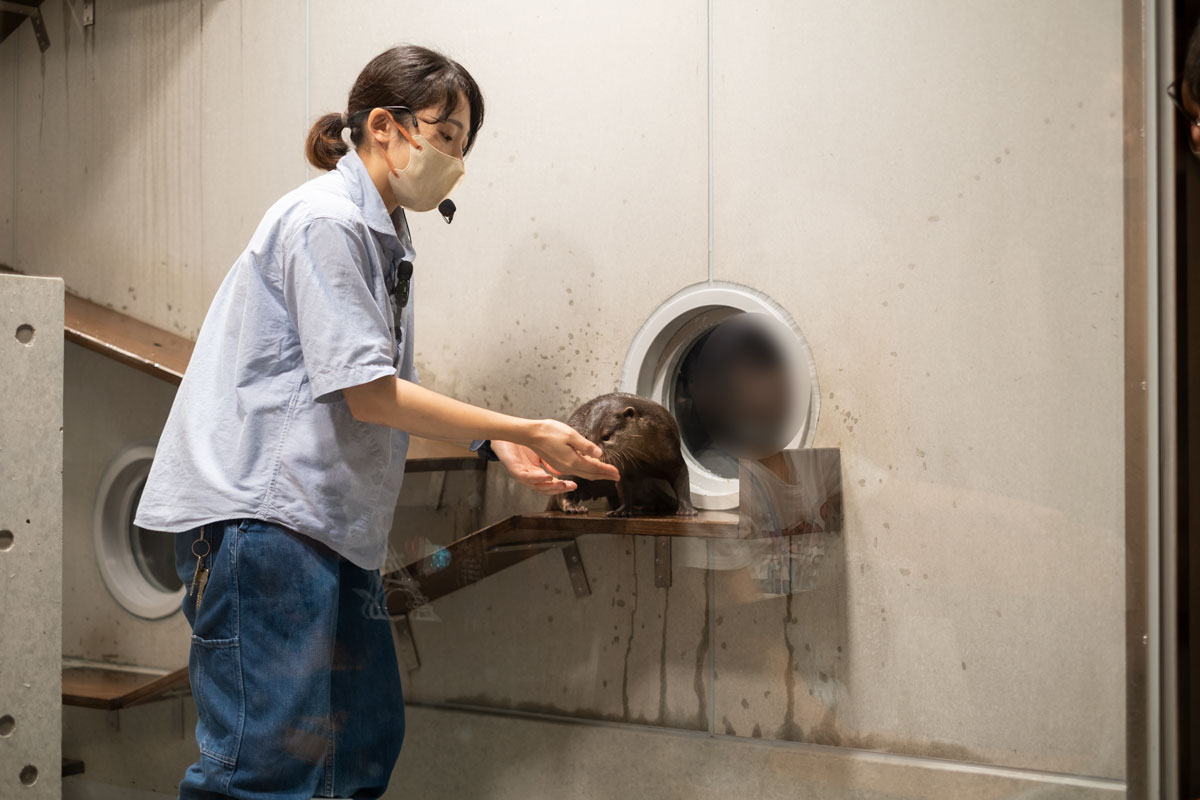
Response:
[135,45,617,800]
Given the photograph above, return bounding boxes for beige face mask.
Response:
[381,112,465,212]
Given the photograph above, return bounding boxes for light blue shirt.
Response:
[136,150,417,570]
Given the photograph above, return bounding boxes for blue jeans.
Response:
[175,519,405,799]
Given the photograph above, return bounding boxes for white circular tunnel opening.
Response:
[93,442,183,619]
[620,282,819,510]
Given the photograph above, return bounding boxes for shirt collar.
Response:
[336,149,407,242]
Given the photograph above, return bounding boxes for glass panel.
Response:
[30,0,1158,796]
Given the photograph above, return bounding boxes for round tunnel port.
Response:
[93,442,183,619]
[620,282,819,510]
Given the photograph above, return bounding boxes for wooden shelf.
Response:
[385,510,740,615]
[64,292,193,384]
[62,665,190,710]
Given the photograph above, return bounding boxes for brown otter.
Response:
[549,393,697,517]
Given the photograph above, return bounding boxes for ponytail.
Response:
[305,112,349,171]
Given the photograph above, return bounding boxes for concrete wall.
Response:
[1,274,64,798]
[2,0,1131,796]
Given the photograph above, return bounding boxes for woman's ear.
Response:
[366,108,397,147]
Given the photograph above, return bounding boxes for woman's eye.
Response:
[443,134,454,143]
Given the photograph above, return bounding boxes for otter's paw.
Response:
[562,500,589,514]
[606,506,633,518]
[675,506,698,517]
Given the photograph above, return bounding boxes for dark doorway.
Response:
[1173,2,1200,796]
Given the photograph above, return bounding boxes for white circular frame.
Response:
[93,442,183,619]
[620,281,820,510]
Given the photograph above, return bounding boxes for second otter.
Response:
[550,393,697,517]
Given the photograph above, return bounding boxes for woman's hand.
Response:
[492,440,579,495]
[340,378,619,487]
[518,419,620,485]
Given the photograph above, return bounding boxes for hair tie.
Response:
[339,111,349,129]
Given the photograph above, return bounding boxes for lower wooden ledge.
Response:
[62,664,190,710]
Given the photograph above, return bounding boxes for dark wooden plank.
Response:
[118,666,190,709]
[63,666,151,709]
[62,666,185,710]
[64,292,194,385]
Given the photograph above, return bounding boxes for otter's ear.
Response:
[622,406,638,419]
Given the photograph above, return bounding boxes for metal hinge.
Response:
[0,2,49,52]
[561,541,591,598]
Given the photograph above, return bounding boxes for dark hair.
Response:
[1186,24,1200,99]
[306,45,485,171]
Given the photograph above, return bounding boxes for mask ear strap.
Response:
[386,111,423,151]
[379,110,423,175]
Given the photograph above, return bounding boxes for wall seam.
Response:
[706,564,716,734]
[705,0,713,283]
[199,0,206,321]
[11,25,18,265]
[1122,0,1160,795]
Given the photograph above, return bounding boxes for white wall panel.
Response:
[308,0,717,742]
[197,0,308,331]
[9,0,306,339]
[308,0,710,418]
[709,0,1125,778]
[12,1,204,332]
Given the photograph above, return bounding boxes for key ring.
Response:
[191,534,211,560]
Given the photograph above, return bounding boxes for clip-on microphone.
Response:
[438,199,456,224]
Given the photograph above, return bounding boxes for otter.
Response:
[549,393,697,517]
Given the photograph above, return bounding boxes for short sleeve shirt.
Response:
[135,150,417,570]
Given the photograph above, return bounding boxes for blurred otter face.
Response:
[686,314,795,461]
